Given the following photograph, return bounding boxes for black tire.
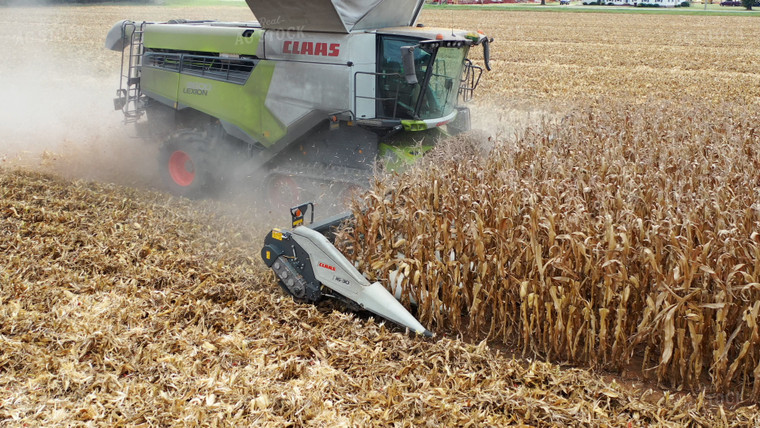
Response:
[158,131,218,198]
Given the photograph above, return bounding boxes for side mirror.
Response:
[483,38,492,71]
[401,46,418,85]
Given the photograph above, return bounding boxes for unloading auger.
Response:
[261,204,432,337]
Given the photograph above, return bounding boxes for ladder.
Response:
[114,21,146,123]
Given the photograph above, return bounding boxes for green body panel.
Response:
[143,25,262,55]
[168,61,286,146]
[378,127,448,171]
[401,119,428,132]
[140,24,284,145]
[141,68,180,103]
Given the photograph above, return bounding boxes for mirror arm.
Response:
[483,38,492,72]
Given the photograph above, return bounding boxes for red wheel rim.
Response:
[168,150,195,187]
[269,175,300,208]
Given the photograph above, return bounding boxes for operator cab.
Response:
[373,28,490,129]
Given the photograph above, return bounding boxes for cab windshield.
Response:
[421,46,467,119]
[376,36,468,121]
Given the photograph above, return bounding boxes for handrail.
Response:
[353,70,412,121]
[459,59,482,103]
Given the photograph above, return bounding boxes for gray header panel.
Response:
[245,0,425,33]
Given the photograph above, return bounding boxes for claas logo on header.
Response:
[283,41,340,57]
[319,262,336,271]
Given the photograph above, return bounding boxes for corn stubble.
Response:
[339,101,760,399]
[6,169,754,425]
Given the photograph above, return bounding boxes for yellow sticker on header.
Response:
[272,229,283,241]
[266,250,271,260]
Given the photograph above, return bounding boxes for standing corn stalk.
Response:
[337,99,760,400]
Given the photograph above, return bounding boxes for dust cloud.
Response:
[0,6,160,188]
[0,5,322,226]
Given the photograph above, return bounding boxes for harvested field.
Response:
[424,12,760,108]
[1,3,760,425]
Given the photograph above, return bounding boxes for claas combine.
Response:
[106,0,492,335]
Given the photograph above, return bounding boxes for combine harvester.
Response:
[106,0,493,335]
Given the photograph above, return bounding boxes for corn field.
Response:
[339,99,760,398]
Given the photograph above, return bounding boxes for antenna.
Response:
[450,3,454,36]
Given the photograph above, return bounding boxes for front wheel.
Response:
[158,131,217,198]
